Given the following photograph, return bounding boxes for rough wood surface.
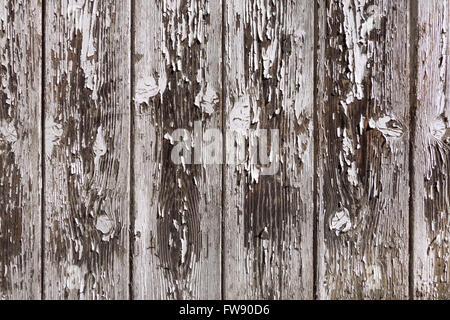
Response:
[43,0,130,299]
[0,0,42,299]
[0,0,449,301]
[132,0,222,299]
[223,0,315,299]
[316,0,410,299]
[413,0,450,300]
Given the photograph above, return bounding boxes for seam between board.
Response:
[129,0,135,301]
[312,0,319,301]
[221,0,226,301]
[41,0,46,301]
[408,0,419,301]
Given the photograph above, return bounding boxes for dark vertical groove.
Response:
[408,0,419,301]
[312,0,319,301]
[221,0,227,301]
[129,0,135,301]
[41,0,46,301]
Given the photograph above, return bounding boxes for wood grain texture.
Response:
[223,0,315,299]
[44,0,130,299]
[0,0,41,299]
[316,0,410,299]
[0,0,449,301]
[132,0,222,299]
[413,0,450,300]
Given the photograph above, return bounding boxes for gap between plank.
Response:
[41,0,46,301]
[312,0,319,301]
[129,0,136,301]
[408,0,419,301]
[221,0,227,301]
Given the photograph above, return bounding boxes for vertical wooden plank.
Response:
[0,0,41,299]
[413,0,450,300]
[317,0,410,299]
[132,0,222,299]
[224,0,315,299]
[44,0,130,299]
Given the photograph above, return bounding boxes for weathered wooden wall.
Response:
[0,0,448,300]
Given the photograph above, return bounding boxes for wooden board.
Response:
[316,0,410,299]
[223,0,315,299]
[413,0,450,300]
[132,0,222,299]
[43,0,130,299]
[0,0,42,300]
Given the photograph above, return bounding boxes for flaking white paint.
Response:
[330,208,352,236]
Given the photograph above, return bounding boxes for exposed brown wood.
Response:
[223,0,315,299]
[316,0,410,299]
[413,0,450,300]
[43,0,130,299]
[132,0,222,299]
[0,0,42,300]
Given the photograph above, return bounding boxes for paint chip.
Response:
[330,208,352,236]
[369,116,404,138]
[0,120,17,144]
[194,85,218,115]
[430,115,449,142]
[45,118,63,158]
[96,214,115,242]
[262,39,278,79]
[93,126,107,165]
[228,95,250,135]
[348,161,359,187]
[135,76,165,105]
[66,265,83,291]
